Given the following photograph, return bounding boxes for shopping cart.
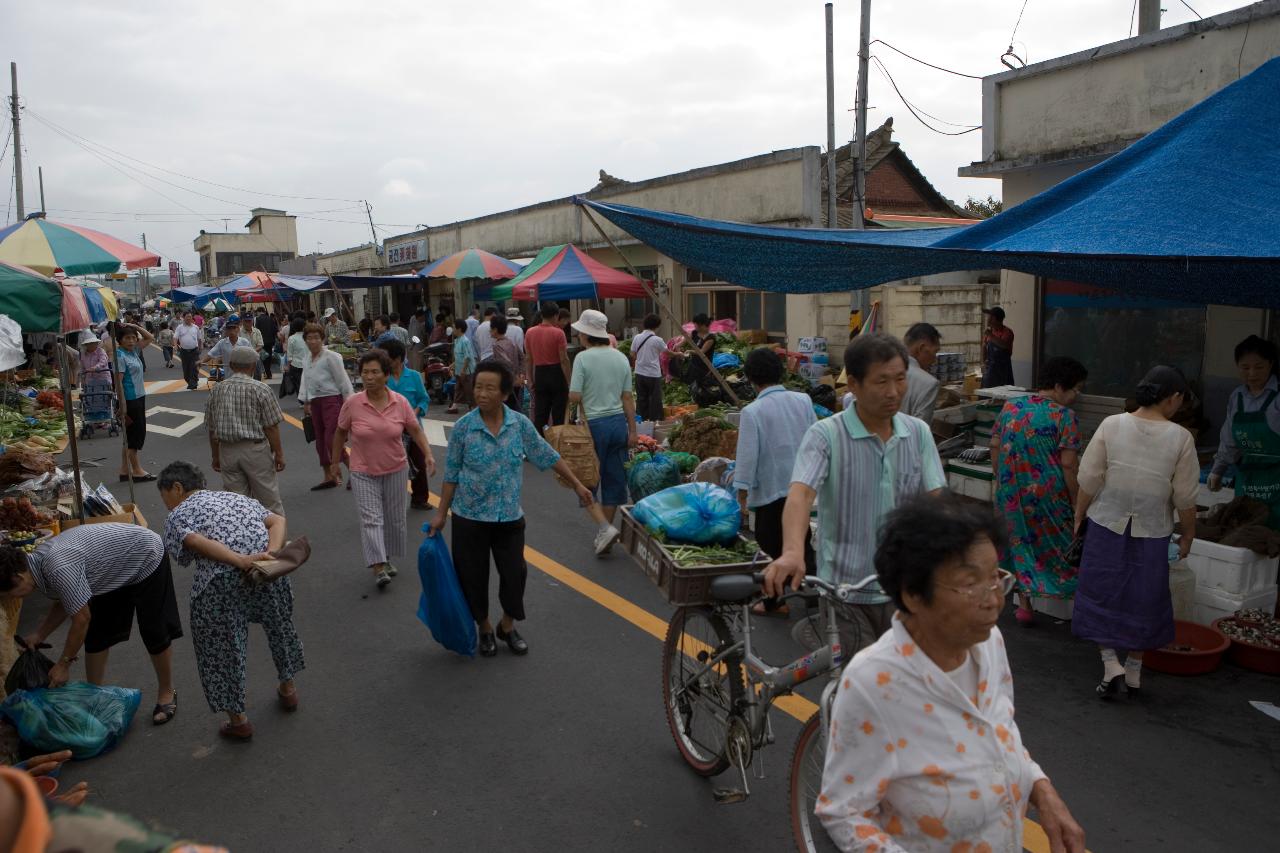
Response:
[78,365,120,439]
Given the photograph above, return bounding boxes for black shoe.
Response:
[1096,674,1123,700]
[496,625,529,656]
[478,632,497,657]
[410,500,434,511]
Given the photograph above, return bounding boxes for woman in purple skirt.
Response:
[1072,366,1201,699]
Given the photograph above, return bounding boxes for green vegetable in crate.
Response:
[665,451,700,474]
[666,539,761,567]
[623,451,652,471]
[662,382,692,406]
[626,453,682,501]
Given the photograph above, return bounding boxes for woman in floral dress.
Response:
[990,357,1089,624]
[158,460,304,740]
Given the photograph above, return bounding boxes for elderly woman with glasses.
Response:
[817,495,1084,853]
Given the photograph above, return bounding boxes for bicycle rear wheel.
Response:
[661,606,743,777]
[789,711,841,852]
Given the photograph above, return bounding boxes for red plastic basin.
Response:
[1213,617,1280,675]
[1143,620,1230,676]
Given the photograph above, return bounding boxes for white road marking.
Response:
[421,417,450,448]
[144,405,206,437]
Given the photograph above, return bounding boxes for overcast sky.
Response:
[4,0,1239,271]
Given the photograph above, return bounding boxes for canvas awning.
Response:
[577,57,1280,307]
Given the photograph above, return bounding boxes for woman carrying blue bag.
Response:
[428,360,595,658]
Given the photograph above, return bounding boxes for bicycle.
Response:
[660,570,880,853]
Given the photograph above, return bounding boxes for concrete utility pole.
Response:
[140,233,150,300]
[825,3,837,229]
[10,62,24,220]
[853,0,871,231]
[1138,0,1161,35]
[37,166,45,212]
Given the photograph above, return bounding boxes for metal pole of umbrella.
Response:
[578,204,739,406]
[55,340,86,522]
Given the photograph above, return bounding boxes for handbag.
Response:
[1065,523,1088,567]
[248,537,311,585]
[302,414,315,443]
[544,403,600,490]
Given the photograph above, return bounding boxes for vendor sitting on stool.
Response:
[0,524,183,726]
[1209,335,1280,528]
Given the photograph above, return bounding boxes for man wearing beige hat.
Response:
[504,306,525,354]
[204,346,286,515]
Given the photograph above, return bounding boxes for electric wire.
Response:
[1178,1,1203,20]
[869,56,981,135]
[869,40,983,79]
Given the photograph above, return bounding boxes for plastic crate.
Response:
[618,507,763,606]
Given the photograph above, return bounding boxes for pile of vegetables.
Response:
[0,495,56,529]
[35,390,63,409]
[670,409,736,460]
[662,538,759,568]
[635,434,661,454]
[662,382,692,406]
[0,405,67,452]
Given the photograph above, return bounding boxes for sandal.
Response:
[152,691,177,726]
[219,719,254,740]
[310,480,337,491]
[277,686,299,712]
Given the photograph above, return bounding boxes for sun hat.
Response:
[79,331,100,345]
[571,309,609,339]
[505,307,524,321]
[324,307,337,318]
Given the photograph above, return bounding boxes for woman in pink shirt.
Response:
[331,350,435,589]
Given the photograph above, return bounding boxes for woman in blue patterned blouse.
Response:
[429,360,594,657]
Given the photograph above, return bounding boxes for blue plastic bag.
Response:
[417,524,477,657]
[712,352,741,371]
[626,453,682,501]
[633,482,742,544]
[0,682,141,759]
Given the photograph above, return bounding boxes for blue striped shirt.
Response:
[791,406,946,602]
[27,523,165,614]
[733,386,817,509]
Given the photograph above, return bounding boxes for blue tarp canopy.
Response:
[578,57,1280,308]
[165,285,213,303]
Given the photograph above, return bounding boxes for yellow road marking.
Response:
[278,412,1059,853]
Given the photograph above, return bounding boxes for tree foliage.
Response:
[963,195,1004,219]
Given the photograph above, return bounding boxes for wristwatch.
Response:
[59,655,79,665]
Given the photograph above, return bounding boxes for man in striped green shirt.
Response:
[764,333,946,651]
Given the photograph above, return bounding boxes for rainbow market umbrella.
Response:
[488,244,649,301]
[0,213,159,276]
[415,248,523,281]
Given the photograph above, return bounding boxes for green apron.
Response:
[1232,388,1280,528]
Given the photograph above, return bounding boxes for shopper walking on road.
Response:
[380,338,435,511]
[429,360,595,657]
[764,333,946,653]
[282,317,308,398]
[1072,365,1199,699]
[332,350,435,589]
[108,322,156,482]
[255,308,279,379]
[525,303,572,433]
[205,347,287,515]
[159,461,304,741]
[448,318,477,415]
[298,322,354,489]
[0,524,182,727]
[475,307,497,361]
[991,356,1088,625]
[489,316,525,411]
[569,309,637,555]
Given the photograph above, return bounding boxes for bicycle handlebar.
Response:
[746,570,883,601]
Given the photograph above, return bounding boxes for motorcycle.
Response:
[422,340,454,403]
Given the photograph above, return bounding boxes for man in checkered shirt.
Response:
[205,347,286,514]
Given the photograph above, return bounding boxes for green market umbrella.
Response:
[0,260,62,331]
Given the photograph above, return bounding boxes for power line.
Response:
[869,40,983,79]
[1178,1,1203,20]
[1008,0,1033,45]
[23,108,363,204]
[870,57,981,135]
[1129,0,1138,37]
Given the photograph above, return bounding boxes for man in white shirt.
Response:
[504,307,525,353]
[475,307,497,361]
[174,311,203,390]
[200,317,256,383]
[902,322,942,423]
[629,313,666,422]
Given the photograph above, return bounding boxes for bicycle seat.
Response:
[709,574,759,602]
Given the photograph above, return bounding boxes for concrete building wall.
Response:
[314,244,379,276]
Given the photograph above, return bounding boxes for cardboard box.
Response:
[62,503,148,530]
[736,329,769,344]
[797,336,828,354]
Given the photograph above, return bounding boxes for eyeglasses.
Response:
[935,569,1016,602]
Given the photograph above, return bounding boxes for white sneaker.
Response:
[594,525,621,556]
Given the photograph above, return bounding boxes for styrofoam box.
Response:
[947,470,993,502]
[1031,596,1074,621]
[1190,584,1277,626]
[797,336,828,354]
[1174,535,1279,595]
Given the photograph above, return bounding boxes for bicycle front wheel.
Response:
[789,711,841,852]
[661,606,743,777]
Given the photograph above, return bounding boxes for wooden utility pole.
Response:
[825,3,837,229]
[37,166,45,212]
[853,0,871,231]
[10,62,24,220]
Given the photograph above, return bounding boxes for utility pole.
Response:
[364,199,387,313]
[825,3,837,229]
[37,166,45,212]
[1138,0,1161,35]
[10,62,24,220]
[140,233,150,301]
[853,0,871,231]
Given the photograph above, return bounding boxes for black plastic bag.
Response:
[4,637,54,695]
[807,384,837,412]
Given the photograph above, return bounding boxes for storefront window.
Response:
[763,292,787,334]
[739,293,762,330]
[1040,279,1206,399]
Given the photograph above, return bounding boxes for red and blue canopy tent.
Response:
[488,243,649,301]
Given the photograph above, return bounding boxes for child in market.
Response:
[156,324,175,368]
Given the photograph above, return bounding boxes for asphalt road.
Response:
[16,355,1280,852]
